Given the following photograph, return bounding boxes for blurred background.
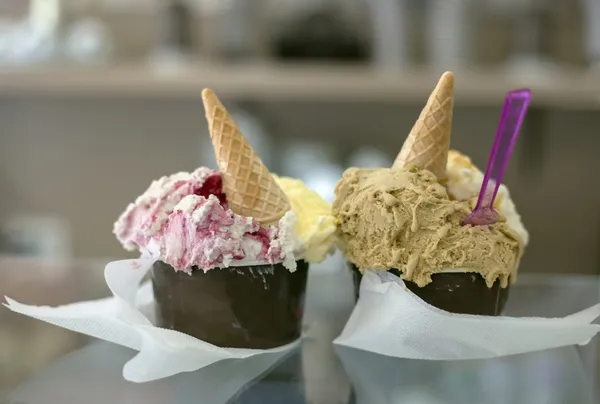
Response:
[1,0,600,395]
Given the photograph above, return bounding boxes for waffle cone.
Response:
[202,89,290,225]
[393,71,454,179]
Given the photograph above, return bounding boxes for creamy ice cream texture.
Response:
[334,166,522,287]
[446,150,528,246]
[333,72,527,287]
[114,89,335,272]
[274,175,336,263]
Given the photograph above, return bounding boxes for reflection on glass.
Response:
[337,345,597,404]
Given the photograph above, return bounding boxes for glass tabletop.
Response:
[2,255,600,404]
[3,340,598,404]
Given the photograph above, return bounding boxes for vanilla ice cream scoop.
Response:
[445,150,528,246]
[274,175,336,263]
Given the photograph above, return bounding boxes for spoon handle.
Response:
[474,89,532,213]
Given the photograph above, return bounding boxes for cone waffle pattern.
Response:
[393,71,454,179]
[202,89,290,225]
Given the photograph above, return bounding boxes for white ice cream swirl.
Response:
[445,150,529,246]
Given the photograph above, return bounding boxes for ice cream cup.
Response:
[151,260,309,349]
[349,264,509,316]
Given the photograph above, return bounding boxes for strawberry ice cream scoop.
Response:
[113,168,299,272]
[114,167,222,251]
[162,194,291,271]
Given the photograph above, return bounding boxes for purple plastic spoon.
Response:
[463,89,532,226]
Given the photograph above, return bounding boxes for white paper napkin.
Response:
[4,258,300,382]
[333,271,600,360]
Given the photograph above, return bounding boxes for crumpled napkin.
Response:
[333,271,600,360]
[4,258,300,382]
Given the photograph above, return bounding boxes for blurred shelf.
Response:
[0,63,598,108]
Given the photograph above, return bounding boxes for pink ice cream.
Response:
[114,167,298,272]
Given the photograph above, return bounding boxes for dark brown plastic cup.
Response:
[151,260,309,349]
[350,264,509,316]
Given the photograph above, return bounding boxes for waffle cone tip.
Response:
[202,88,219,107]
[201,88,291,225]
[202,88,224,128]
[201,87,215,101]
[392,71,455,179]
[438,71,455,89]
